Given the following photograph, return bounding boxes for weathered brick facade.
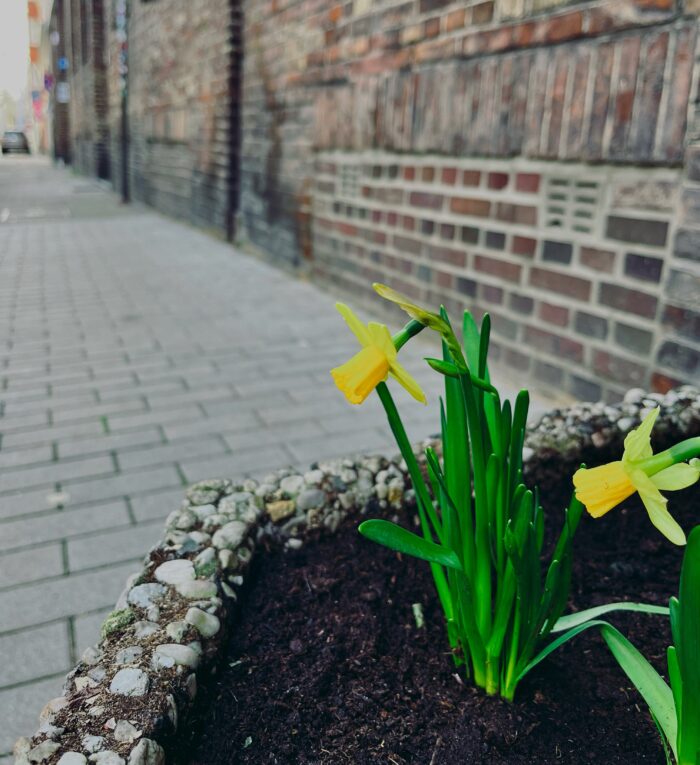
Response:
[59,0,111,179]
[238,0,700,400]
[123,0,241,236]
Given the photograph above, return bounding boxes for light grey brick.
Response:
[0,410,50,434]
[0,560,136,632]
[0,454,115,494]
[50,398,147,425]
[222,418,325,452]
[0,501,129,552]
[0,622,71,688]
[117,437,227,471]
[129,486,186,523]
[286,428,394,465]
[108,404,203,432]
[164,410,259,441]
[0,486,64,521]
[61,465,182,505]
[0,445,53,470]
[73,608,112,656]
[0,543,64,589]
[179,445,291,483]
[57,426,163,459]
[0,676,65,754]
[67,520,163,571]
[1,420,104,450]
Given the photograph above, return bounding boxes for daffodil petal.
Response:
[373,283,449,333]
[650,462,700,492]
[572,463,636,518]
[335,303,372,347]
[623,408,659,463]
[631,469,686,546]
[388,361,427,404]
[367,322,397,361]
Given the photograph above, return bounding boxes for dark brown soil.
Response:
[183,479,700,764]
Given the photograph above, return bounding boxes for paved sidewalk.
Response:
[0,157,557,756]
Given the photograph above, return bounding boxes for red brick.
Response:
[450,197,491,217]
[488,172,509,190]
[393,235,423,255]
[593,350,646,385]
[515,173,540,193]
[422,167,436,182]
[328,4,343,23]
[529,268,591,300]
[481,284,504,303]
[580,247,616,273]
[472,0,494,24]
[402,215,416,231]
[599,283,658,318]
[387,212,398,226]
[538,301,569,327]
[435,270,454,288]
[610,36,641,157]
[446,8,466,32]
[564,50,591,158]
[474,255,521,282]
[496,203,537,225]
[545,51,569,157]
[425,17,441,38]
[371,210,382,223]
[513,21,536,47]
[651,371,684,393]
[512,236,537,257]
[634,0,673,9]
[462,170,481,186]
[409,192,444,209]
[337,222,357,236]
[428,245,467,267]
[524,326,584,362]
[441,167,458,185]
[586,42,614,159]
[545,11,583,43]
[403,166,416,181]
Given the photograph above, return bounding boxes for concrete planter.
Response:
[14,386,700,765]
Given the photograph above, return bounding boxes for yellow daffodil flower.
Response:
[331,303,426,406]
[573,408,700,545]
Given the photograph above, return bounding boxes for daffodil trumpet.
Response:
[574,408,700,545]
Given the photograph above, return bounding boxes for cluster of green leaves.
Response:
[360,309,585,700]
[570,527,700,765]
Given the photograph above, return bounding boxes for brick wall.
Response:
[50,0,71,164]
[64,0,111,179]
[125,0,240,237]
[239,0,700,399]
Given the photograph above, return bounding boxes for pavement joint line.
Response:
[0,670,68,695]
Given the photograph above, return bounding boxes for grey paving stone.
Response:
[1,419,104,450]
[222,418,326,453]
[0,622,71,688]
[129,486,187,523]
[0,543,64,589]
[0,501,129,552]
[0,486,63,521]
[179,445,292,483]
[286,427,394,465]
[0,410,50,434]
[67,519,164,571]
[164,410,259,441]
[107,404,203,432]
[73,608,112,657]
[57,426,163,459]
[0,454,115,494]
[0,676,65,754]
[50,398,147,425]
[117,437,227,471]
[0,560,136,632]
[59,466,182,506]
[0,444,54,470]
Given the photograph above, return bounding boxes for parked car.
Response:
[1,131,30,154]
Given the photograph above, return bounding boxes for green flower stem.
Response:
[374,382,454,625]
[392,319,425,351]
[639,437,700,476]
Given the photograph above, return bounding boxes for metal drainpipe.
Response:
[116,0,129,203]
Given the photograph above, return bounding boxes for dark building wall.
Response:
[126,0,240,237]
[238,0,700,400]
[50,0,71,164]
[64,0,111,179]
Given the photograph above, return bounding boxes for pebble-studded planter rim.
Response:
[14,386,700,765]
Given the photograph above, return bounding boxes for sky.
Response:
[0,0,30,98]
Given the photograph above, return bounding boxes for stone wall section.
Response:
[126,0,239,237]
[239,0,700,398]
